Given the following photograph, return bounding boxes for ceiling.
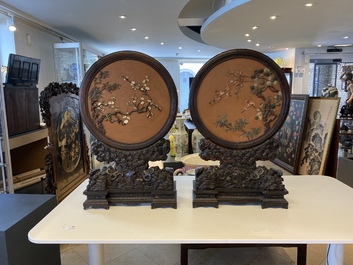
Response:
[1,0,353,59]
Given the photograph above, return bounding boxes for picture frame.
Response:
[298,97,340,175]
[272,94,309,174]
[40,82,90,202]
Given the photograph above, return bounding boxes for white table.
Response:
[29,175,353,265]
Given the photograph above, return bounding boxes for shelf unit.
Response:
[327,118,353,180]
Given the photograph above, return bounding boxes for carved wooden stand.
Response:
[193,138,288,209]
[83,138,177,209]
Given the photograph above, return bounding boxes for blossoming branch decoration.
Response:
[212,67,283,140]
[89,71,161,134]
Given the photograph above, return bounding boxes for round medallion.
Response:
[80,51,178,150]
[189,49,290,150]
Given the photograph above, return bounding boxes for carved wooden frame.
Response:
[40,82,90,202]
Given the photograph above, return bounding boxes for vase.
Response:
[192,128,203,153]
[172,117,188,161]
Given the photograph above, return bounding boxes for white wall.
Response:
[12,17,62,93]
[293,47,353,94]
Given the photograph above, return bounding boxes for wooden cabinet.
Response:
[4,85,40,136]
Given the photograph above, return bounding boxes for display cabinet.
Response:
[53,43,103,85]
[338,119,353,158]
[327,118,353,180]
[336,118,353,187]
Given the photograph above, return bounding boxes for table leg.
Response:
[326,244,344,265]
[180,244,188,265]
[88,244,104,265]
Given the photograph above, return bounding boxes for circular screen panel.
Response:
[189,49,290,150]
[80,51,178,151]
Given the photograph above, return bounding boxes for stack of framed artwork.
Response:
[272,96,340,175]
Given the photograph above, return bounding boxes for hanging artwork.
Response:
[298,97,340,175]
[272,94,309,174]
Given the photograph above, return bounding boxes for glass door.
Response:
[312,63,337,97]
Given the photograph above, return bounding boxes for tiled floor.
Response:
[60,243,353,265]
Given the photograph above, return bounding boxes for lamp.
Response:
[7,14,16,32]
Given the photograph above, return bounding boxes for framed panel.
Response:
[40,82,89,202]
[298,97,340,175]
[79,51,178,151]
[189,49,290,150]
[272,94,309,174]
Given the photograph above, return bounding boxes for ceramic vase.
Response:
[172,117,188,161]
[192,128,203,153]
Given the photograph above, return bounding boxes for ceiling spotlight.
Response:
[119,15,127,19]
[256,43,260,46]
[305,2,315,7]
[334,44,352,47]
[160,42,164,45]
[343,36,349,39]
[270,15,278,20]
[178,46,182,49]
[247,39,252,42]
[144,36,149,40]
[7,15,16,32]
[245,33,250,37]
[130,27,137,31]
[317,44,322,47]
[252,26,258,30]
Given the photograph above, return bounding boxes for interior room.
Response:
[1,1,353,265]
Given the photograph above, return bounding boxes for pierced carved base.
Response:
[83,139,177,210]
[83,190,109,210]
[193,138,289,209]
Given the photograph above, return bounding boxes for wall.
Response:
[293,47,353,94]
[12,17,62,93]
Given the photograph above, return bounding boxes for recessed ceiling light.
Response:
[334,44,352,47]
[247,39,252,42]
[305,2,315,7]
[344,36,349,39]
[252,26,258,30]
[160,42,164,45]
[178,46,182,49]
[119,15,127,19]
[144,36,149,40]
[245,33,250,37]
[130,27,137,31]
[256,43,260,46]
[317,44,322,47]
[270,15,278,20]
[197,50,201,52]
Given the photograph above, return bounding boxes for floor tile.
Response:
[105,249,158,265]
[248,248,294,265]
[134,244,180,265]
[60,249,88,265]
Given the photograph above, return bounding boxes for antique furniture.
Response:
[4,53,41,136]
[1,194,60,265]
[39,82,90,202]
[79,51,178,209]
[29,174,353,265]
[189,49,291,208]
